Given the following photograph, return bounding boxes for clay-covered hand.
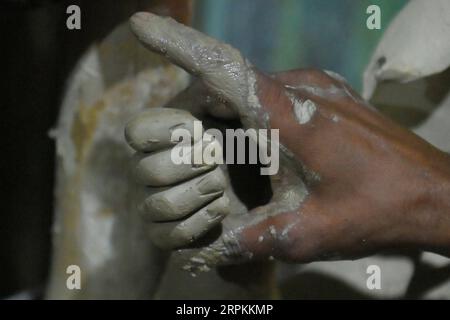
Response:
[127,12,450,270]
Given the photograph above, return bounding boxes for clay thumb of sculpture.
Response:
[127,12,372,272]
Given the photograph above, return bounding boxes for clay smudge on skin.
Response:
[322,70,363,104]
[280,221,298,241]
[332,114,339,123]
[285,81,364,106]
[131,13,245,107]
[269,225,277,238]
[182,227,245,275]
[182,180,309,275]
[324,70,347,83]
[293,99,316,125]
[286,92,317,125]
[244,64,271,128]
[285,84,346,100]
[182,141,313,261]
[278,143,321,187]
[342,85,361,103]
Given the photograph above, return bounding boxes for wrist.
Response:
[411,153,450,256]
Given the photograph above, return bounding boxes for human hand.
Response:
[126,12,450,272]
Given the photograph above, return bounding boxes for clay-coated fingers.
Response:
[149,196,230,249]
[140,167,226,221]
[132,137,222,186]
[130,12,250,111]
[125,108,200,153]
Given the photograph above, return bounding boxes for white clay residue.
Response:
[332,114,339,123]
[285,84,344,100]
[246,67,261,114]
[288,93,317,125]
[324,70,347,83]
[245,64,270,128]
[131,13,271,129]
[280,221,298,241]
[269,225,277,238]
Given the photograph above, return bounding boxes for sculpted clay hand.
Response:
[125,108,231,249]
[127,12,450,272]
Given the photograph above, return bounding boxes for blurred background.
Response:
[0,0,407,298]
[194,0,406,92]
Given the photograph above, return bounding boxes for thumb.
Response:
[130,12,282,129]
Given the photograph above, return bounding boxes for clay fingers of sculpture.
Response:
[125,108,230,249]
